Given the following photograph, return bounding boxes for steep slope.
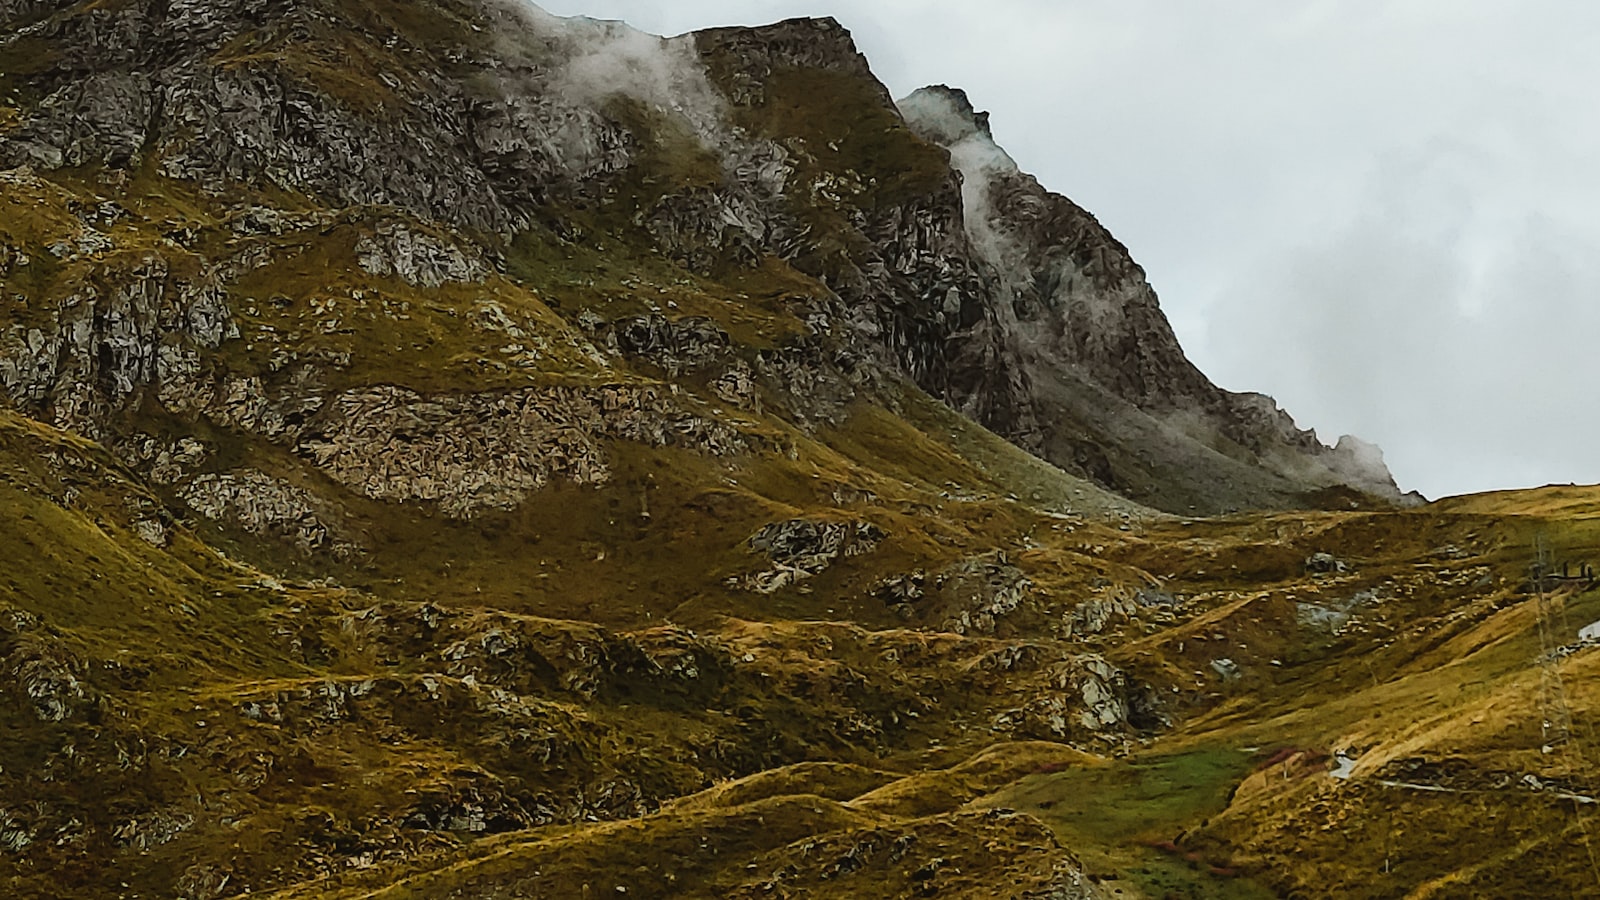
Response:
[897,85,1405,514]
[0,0,1401,520]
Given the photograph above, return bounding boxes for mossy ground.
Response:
[979,746,1278,899]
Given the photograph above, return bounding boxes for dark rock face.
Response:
[606,314,731,374]
[897,85,1405,510]
[2,0,641,232]
[694,17,886,97]
[685,21,1047,450]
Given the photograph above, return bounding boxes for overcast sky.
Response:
[533,0,1600,500]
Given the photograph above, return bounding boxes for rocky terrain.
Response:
[0,1,1594,898]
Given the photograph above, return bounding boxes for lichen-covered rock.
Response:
[119,433,210,485]
[606,313,731,374]
[643,188,767,274]
[9,72,155,170]
[753,338,877,430]
[293,384,747,517]
[711,360,761,410]
[1,613,96,722]
[179,468,359,557]
[355,219,489,287]
[874,570,928,615]
[733,518,886,593]
[694,17,887,106]
[227,204,321,237]
[994,654,1161,740]
[0,246,234,439]
[1062,592,1141,638]
[936,554,1032,636]
[1305,551,1349,575]
[402,783,535,834]
[469,84,633,195]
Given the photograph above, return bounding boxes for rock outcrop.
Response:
[734,518,887,593]
[295,385,746,517]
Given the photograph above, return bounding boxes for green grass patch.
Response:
[0,36,63,88]
[980,746,1278,899]
[503,217,813,349]
[1000,746,1258,842]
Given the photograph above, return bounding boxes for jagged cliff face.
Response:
[17,3,1589,900]
[896,85,1407,512]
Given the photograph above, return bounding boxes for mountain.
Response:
[0,1,1594,898]
[896,85,1408,513]
[0,0,1404,517]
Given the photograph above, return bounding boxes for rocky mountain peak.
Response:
[0,0,1406,519]
[895,82,1406,510]
[691,15,890,110]
[899,84,997,145]
[693,15,869,73]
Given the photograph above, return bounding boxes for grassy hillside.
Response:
[2,0,1597,896]
[4,387,1600,897]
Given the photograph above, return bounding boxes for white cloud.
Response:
[497,3,728,142]
[527,0,1600,497]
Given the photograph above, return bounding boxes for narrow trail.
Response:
[1374,778,1597,805]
